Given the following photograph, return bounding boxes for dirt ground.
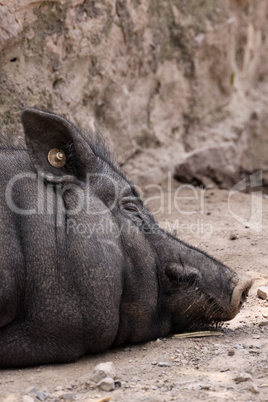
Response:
[1,179,267,402]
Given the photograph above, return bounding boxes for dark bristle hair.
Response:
[85,128,114,165]
[80,127,133,186]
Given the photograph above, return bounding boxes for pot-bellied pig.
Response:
[0,108,252,367]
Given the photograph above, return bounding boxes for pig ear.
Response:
[21,108,98,183]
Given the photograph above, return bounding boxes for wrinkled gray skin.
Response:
[0,109,252,368]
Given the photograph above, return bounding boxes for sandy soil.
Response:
[1,180,267,402]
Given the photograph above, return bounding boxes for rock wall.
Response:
[1,0,268,187]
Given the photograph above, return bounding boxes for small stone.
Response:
[249,382,259,394]
[228,349,235,356]
[200,384,211,390]
[253,335,260,339]
[259,321,268,327]
[151,361,157,365]
[65,385,73,390]
[115,380,121,388]
[22,397,35,402]
[54,386,64,392]
[92,362,116,383]
[96,377,115,392]
[40,389,50,398]
[61,394,76,401]
[257,286,268,300]
[51,391,65,399]
[36,389,50,401]
[154,338,163,346]
[233,373,253,383]
[234,343,244,349]
[24,387,37,396]
[36,392,46,402]
[229,233,238,240]
[249,349,260,354]
[187,384,202,391]
[158,362,171,367]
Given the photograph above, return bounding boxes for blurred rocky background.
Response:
[1,0,268,188]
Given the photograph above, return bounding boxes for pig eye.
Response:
[123,203,140,213]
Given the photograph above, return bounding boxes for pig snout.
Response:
[229,277,253,319]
